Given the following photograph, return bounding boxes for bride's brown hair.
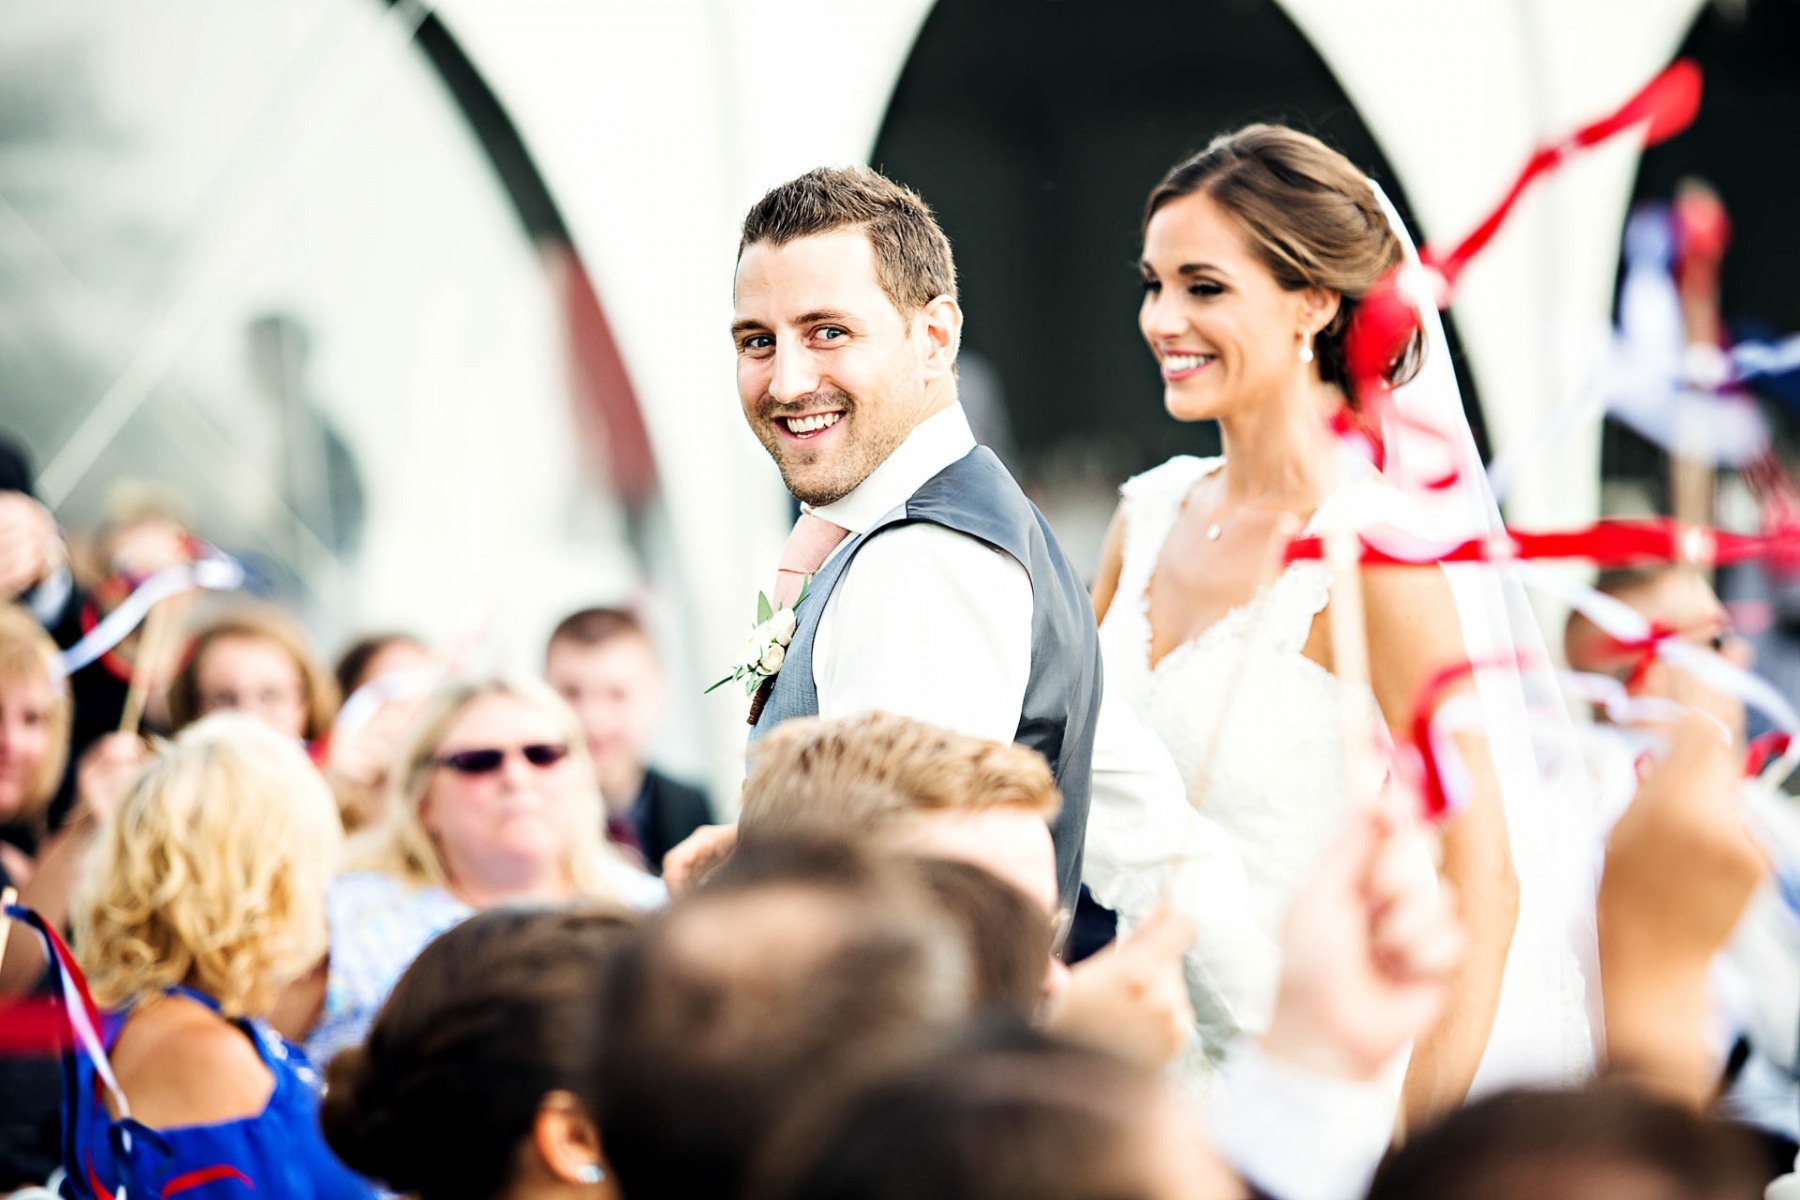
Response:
[1143,124,1424,404]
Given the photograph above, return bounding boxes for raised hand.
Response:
[75,732,150,827]
[1600,676,1764,1106]
[662,822,739,894]
[1260,803,1463,1084]
[0,492,58,603]
[1046,903,1198,1069]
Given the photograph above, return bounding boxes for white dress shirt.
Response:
[807,404,1032,743]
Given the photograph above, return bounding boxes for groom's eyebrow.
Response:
[730,317,769,337]
[795,308,855,326]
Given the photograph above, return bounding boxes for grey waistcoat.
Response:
[748,446,1101,900]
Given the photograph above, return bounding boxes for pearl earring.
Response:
[576,1164,605,1185]
[1298,330,1315,365]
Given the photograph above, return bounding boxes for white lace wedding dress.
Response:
[1083,453,1595,1098]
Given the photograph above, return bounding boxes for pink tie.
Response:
[773,513,850,608]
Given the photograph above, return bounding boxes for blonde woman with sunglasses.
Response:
[278,676,661,1066]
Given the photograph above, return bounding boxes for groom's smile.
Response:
[777,409,844,441]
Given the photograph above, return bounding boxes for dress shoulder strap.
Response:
[162,984,223,1014]
[1115,456,1222,596]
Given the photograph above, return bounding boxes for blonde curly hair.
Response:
[346,675,623,900]
[0,604,71,821]
[73,713,342,1017]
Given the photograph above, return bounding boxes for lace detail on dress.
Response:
[1091,455,1394,1088]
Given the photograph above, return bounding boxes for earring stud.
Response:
[1298,330,1315,365]
[576,1165,605,1185]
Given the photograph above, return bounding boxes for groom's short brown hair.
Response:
[739,166,958,312]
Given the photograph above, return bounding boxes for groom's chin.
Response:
[782,470,856,508]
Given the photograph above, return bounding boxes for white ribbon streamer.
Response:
[56,553,246,678]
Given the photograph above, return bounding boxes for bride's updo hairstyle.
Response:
[1143,124,1424,404]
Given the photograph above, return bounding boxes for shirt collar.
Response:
[810,404,976,534]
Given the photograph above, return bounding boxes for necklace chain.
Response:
[1204,494,1308,542]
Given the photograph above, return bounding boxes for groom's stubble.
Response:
[751,360,929,508]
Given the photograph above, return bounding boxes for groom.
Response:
[727,165,1101,905]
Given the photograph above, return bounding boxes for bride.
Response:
[1083,124,1594,1123]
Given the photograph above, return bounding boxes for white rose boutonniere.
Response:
[706,583,807,697]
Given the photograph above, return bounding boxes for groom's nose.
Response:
[769,345,822,406]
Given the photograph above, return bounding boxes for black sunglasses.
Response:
[434,743,571,775]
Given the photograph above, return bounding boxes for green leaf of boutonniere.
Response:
[756,591,774,624]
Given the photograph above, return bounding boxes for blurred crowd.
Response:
[0,429,1791,1200]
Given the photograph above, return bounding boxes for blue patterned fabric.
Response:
[62,986,374,1200]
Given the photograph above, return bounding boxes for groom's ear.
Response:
[918,295,963,379]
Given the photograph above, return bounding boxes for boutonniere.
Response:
[706,582,807,696]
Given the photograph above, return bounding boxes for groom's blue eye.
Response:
[817,326,846,341]
[740,334,774,353]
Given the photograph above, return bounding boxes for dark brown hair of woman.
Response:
[590,835,971,1198]
[167,603,340,739]
[320,904,639,1200]
[332,631,426,699]
[1365,1083,1767,1200]
[747,1023,1170,1200]
[1143,123,1425,403]
[912,856,1051,1021]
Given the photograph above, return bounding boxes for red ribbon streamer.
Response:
[1746,732,1793,777]
[0,997,71,1055]
[1286,516,1800,573]
[1342,60,1704,472]
[1405,653,1537,823]
[1429,61,1701,286]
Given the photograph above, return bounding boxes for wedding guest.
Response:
[1365,1084,1765,1200]
[0,456,130,817]
[291,676,661,1065]
[737,716,1459,1199]
[732,711,1234,1070]
[0,606,70,889]
[1566,569,1793,1168]
[738,712,1069,913]
[334,631,433,701]
[543,607,710,872]
[70,486,205,740]
[168,605,339,746]
[63,714,373,1200]
[322,906,638,1200]
[326,632,438,833]
[591,838,968,1198]
[749,1026,1239,1200]
[0,604,78,1186]
[912,855,1056,1020]
[1598,681,1765,1109]
[0,611,142,993]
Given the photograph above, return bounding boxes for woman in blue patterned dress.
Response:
[63,714,373,1200]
